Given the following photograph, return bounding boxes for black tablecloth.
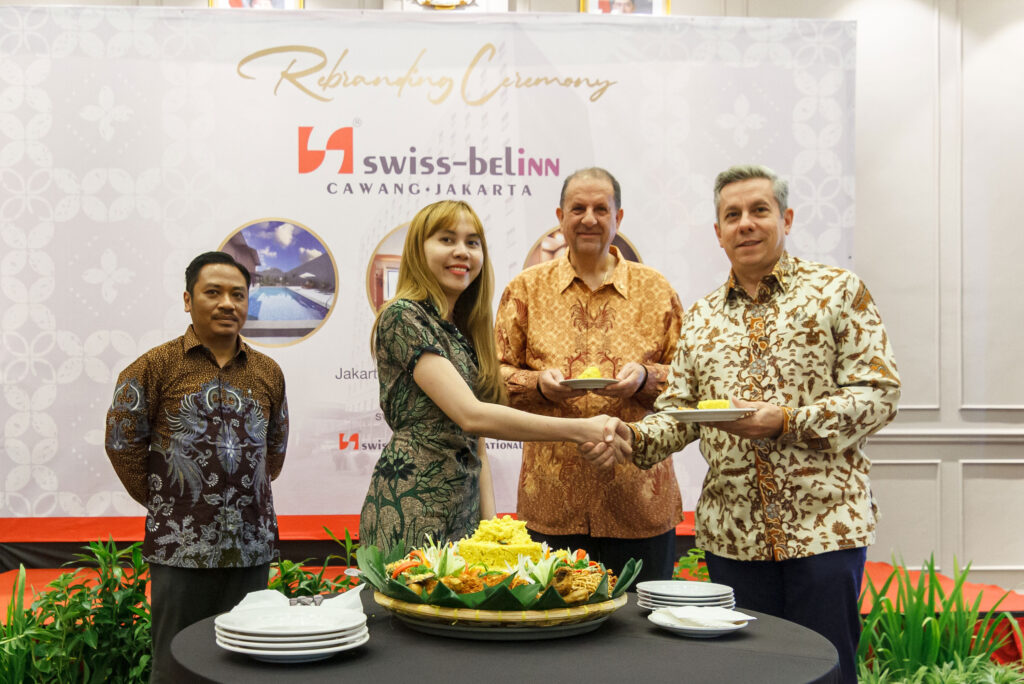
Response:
[171,590,840,684]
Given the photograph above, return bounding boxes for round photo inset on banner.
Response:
[220,218,337,346]
[523,227,641,269]
[366,221,409,312]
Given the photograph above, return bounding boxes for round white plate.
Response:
[636,581,733,598]
[638,599,735,611]
[215,631,369,662]
[634,597,733,602]
[214,607,366,637]
[215,630,364,650]
[647,611,747,638]
[215,624,366,643]
[638,591,733,599]
[216,619,366,639]
[560,378,617,390]
[637,596,734,604]
[637,594,735,603]
[662,408,756,423]
[637,594,734,602]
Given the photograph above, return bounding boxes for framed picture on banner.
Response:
[209,0,303,8]
[580,0,669,14]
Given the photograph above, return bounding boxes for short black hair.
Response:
[559,167,622,210]
[185,251,251,295]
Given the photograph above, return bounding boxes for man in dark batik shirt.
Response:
[105,251,288,683]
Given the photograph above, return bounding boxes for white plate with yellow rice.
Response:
[560,378,618,390]
[662,408,755,423]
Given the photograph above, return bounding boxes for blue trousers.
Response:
[527,529,677,583]
[704,547,866,684]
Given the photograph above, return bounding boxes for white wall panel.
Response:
[868,459,941,570]
[747,0,942,409]
[961,460,1024,569]
[960,1,1024,408]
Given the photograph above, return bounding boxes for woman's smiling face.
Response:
[424,216,484,316]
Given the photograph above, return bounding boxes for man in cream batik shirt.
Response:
[585,164,900,684]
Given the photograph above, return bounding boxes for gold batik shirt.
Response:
[495,247,684,538]
[632,253,900,561]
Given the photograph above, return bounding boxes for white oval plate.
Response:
[647,611,747,639]
[214,607,366,637]
[560,378,618,390]
[215,631,369,662]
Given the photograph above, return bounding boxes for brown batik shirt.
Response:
[495,247,684,539]
[104,325,289,568]
[631,253,901,561]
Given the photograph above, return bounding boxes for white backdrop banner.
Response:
[0,7,856,519]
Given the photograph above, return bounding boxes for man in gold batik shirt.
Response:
[585,164,900,684]
[495,167,684,582]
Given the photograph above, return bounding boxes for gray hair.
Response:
[713,164,788,217]
[559,167,622,210]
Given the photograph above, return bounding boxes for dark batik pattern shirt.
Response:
[359,299,483,554]
[105,326,288,569]
[632,253,901,561]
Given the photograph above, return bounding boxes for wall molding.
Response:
[959,405,1024,411]
[967,565,1024,572]
[870,429,1024,444]
[958,459,1024,568]
[871,459,942,563]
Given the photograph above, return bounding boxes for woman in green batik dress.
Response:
[358,200,622,554]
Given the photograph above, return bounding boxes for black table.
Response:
[171,590,840,684]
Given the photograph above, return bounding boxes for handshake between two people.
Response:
[575,415,633,471]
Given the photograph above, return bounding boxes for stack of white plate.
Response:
[214,607,369,663]
[635,580,736,611]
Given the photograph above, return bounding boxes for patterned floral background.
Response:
[0,8,855,517]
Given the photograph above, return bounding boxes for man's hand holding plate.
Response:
[538,368,588,402]
[708,396,785,439]
[592,361,646,398]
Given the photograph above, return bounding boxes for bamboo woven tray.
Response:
[374,592,627,628]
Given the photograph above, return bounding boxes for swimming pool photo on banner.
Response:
[220,218,338,346]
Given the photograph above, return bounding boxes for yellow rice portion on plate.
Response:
[457,515,543,569]
[697,399,731,409]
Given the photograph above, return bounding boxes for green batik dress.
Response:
[359,298,483,554]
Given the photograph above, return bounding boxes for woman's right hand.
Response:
[577,415,612,445]
[577,415,632,470]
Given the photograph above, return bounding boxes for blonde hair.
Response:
[373,200,507,405]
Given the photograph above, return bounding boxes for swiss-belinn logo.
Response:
[299,126,353,174]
